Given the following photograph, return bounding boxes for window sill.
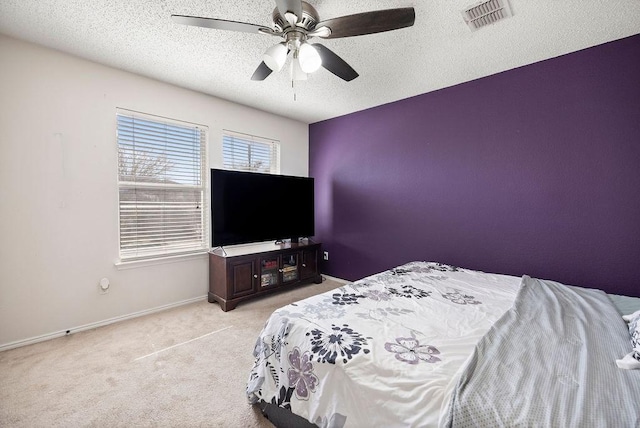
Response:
[115,251,208,270]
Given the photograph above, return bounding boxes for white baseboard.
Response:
[322,274,350,284]
[0,295,207,352]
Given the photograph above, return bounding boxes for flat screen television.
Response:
[210,168,314,247]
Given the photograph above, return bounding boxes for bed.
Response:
[246,261,640,427]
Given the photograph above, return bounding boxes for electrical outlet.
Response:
[99,278,110,294]
[323,251,329,261]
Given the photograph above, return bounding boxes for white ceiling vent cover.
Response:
[462,0,513,31]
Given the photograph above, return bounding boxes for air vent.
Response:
[462,0,513,31]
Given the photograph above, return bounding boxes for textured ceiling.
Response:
[1,0,639,124]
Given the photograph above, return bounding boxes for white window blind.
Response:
[222,130,280,174]
[117,110,208,261]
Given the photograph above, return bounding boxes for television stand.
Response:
[208,241,322,311]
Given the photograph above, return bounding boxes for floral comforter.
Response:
[246,262,521,427]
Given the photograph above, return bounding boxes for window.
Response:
[117,109,208,261]
[222,130,280,174]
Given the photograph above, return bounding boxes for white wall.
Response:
[0,35,309,349]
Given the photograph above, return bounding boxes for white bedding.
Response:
[445,276,640,427]
[246,262,521,427]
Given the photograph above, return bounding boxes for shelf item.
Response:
[283,272,298,282]
[261,272,278,287]
[262,260,278,270]
[208,242,322,311]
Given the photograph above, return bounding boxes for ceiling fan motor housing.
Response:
[272,1,319,33]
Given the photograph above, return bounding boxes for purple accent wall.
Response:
[309,34,640,296]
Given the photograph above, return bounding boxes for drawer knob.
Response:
[253,274,258,278]
[302,263,306,267]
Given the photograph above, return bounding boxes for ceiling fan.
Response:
[171,1,415,82]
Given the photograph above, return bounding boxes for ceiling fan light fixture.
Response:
[291,56,308,80]
[263,42,288,71]
[298,43,322,73]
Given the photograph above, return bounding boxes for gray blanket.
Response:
[445,276,640,428]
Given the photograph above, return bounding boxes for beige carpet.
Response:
[0,278,343,427]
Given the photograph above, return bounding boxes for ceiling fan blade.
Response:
[251,62,273,81]
[311,44,358,82]
[275,0,302,22]
[171,15,270,34]
[316,8,415,39]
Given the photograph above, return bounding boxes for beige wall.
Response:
[0,35,309,349]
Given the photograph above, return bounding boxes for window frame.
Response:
[116,108,209,262]
[222,129,280,174]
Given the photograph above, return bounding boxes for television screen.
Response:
[211,169,314,247]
